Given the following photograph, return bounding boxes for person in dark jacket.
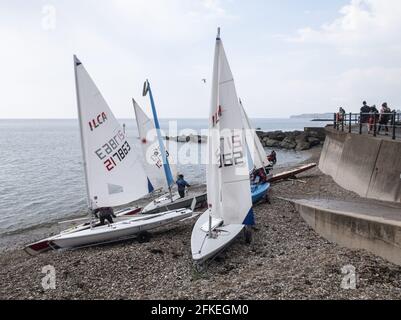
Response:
[93,207,116,225]
[176,174,190,198]
[360,101,370,123]
[251,168,267,185]
[267,150,277,165]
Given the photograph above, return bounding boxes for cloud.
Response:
[289,0,401,56]
[0,0,236,119]
[270,0,401,113]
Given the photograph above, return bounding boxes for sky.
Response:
[0,0,400,119]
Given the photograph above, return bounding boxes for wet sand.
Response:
[1,147,401,300]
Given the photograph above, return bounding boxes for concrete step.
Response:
[290,198,401,266]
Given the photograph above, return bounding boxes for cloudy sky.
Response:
[1,0,400,119]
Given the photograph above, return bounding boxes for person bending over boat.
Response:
[267,150,277,165]
[93,207,116,225]
[265,150,277,174]
[251,168,267,185]
[176,174,190,198]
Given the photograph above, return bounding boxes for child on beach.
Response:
[176,174,190,198]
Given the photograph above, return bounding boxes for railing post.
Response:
[373,114,377,137]
[349,112,352,133]
[341,115,344,132]
[359,113,363,135]
[334,113,337,130]
[392,111,396,140]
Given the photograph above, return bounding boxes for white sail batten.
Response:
[207,34,254,226]
[74,56,149,209]
[240,101,269,170]
[133,99,170,192]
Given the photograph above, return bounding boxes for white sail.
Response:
[207,31,254,225]
[133,99,176,191]
[74,55,149,209]
[239,101,269,170]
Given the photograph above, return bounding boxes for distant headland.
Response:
[290,113,333,119]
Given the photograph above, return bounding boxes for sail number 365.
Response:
[218,134,244,168]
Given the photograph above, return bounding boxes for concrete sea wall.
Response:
[293,199,401,266]
[319,128,401,203]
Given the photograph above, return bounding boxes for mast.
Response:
[209,27,221,238]
[73,55,92,211]
[144,80,174,201]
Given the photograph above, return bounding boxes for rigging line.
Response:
[219,78,234,85]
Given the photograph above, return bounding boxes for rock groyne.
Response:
[256,127,326,151]
[166,127,326,151]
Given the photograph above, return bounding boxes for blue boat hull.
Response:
[251,182,270,204]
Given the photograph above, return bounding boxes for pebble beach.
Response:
[1,147,401,300]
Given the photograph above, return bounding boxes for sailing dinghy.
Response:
[139,80,207,214]
[191,29,255,263]
[25,56,192,255]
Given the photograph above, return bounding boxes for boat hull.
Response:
[251,182,270,204]
[24,207,142,255]
[143,192,207,214]
[191,210,244,263]
[50,209,192,249]
[268,163,317,183]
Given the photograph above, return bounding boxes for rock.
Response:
[296,140,311,151]
[263,138,281,148]
[149,249,164,255]
[308,137,321,147]
[268,131,287,142]
[305,127,326,141]
[295,133,308,143]
[177,136,189,143]
[280,137,297,149]
[287,130,303,138]
[197,135,207,143]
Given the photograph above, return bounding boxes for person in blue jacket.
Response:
[176,174,190,198]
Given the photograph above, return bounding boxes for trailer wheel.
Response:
[138,231,151,243]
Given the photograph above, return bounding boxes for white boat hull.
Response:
[49,209,192,249]
[24,207,142,255]
[191,210,244,263]
[142,192,207,214]
[143,192,181,213]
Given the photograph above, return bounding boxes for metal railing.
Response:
[333,112,401,140]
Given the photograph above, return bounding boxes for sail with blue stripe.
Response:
[143,80,175,189]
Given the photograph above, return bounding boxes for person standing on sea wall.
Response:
[368,105,379,134]
[336,107,346,128]
[360,101,371,123]
[378,102,391,135]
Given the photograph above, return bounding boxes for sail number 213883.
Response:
[94,131,132,172]
[103,141,131,171]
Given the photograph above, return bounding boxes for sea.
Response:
[0,118,327,246]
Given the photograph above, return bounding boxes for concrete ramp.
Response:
[319,129,401,203]
[292,198,401,266]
